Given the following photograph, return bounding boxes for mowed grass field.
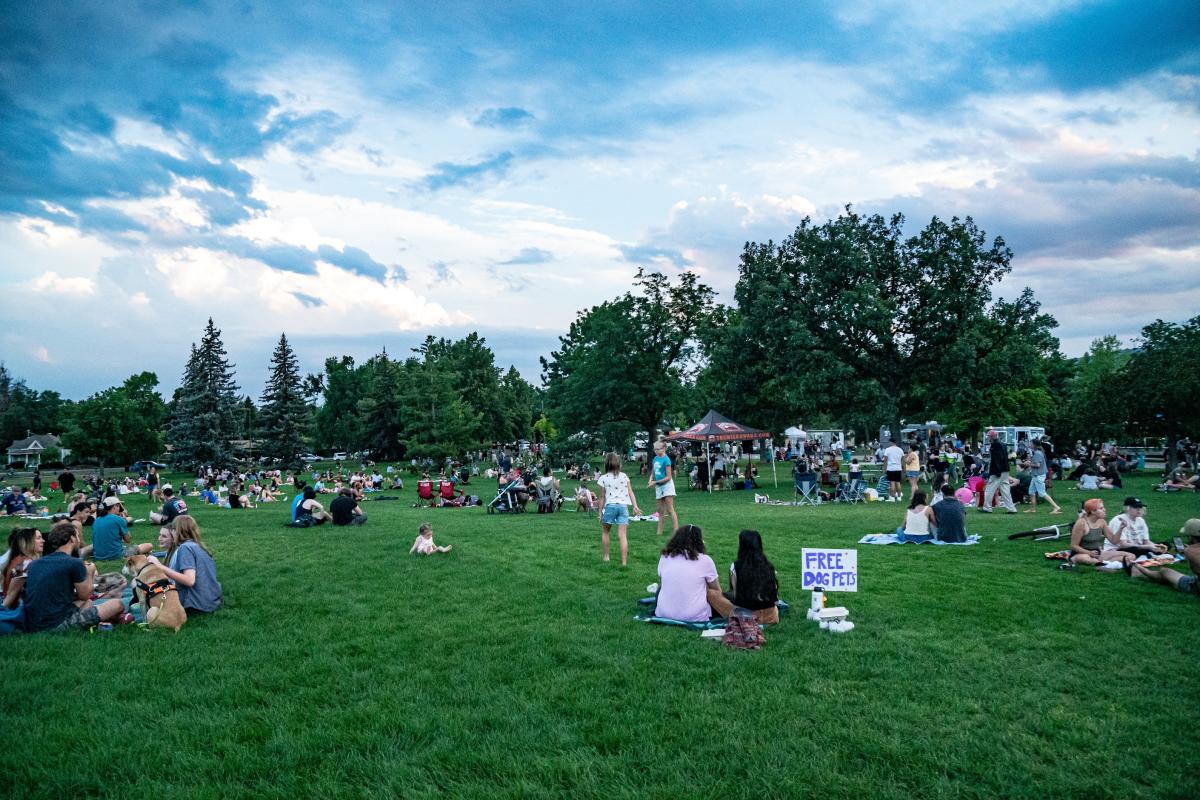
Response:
[2,468,1198,799]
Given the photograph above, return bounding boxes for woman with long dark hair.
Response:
[726,529,779,624]
[654,524,733,622]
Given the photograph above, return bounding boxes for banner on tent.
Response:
[801,548,858,592]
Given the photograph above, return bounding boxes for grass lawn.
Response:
[2,470,1198,799]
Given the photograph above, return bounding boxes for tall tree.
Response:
[61,372,167,466]
[398,360,481,463]
[712,208,1040,441]
[542,268,722,443]
[1054,336,1130,445]
[312,356,365,453]
[1122,316,1200,470]
[357,349,405,460]
[259,333,309,468]
[167,319,240,467]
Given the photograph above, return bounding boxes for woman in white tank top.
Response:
[900,491,935,543]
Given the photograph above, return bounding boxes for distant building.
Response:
[6,433,69,468]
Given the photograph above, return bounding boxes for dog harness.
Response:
[134,564,176,602]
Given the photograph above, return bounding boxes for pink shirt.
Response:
[954,486,975,505]
[655,554,717,622]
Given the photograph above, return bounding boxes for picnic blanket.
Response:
[1044,550,1183,567]
[859,533,981,546]
[630,513,660,522]
[634,613,726,630]
[753,494,804,506]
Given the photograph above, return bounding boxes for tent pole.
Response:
[706,440,712,493]
[771,439,777,488]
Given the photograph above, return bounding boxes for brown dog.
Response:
[124,555,187,632]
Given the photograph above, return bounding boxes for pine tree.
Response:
[356,349,404,460]
[259,333,309,468]
[167,319,240,468]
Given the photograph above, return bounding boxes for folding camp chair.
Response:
[836,478,865,504]
[794,473,821,506]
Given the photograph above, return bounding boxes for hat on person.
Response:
[987,429,998,438]
[1123,497,1144,509]
[162,483,172,491]
[102,496,123,508]
[1181,519,1200,539]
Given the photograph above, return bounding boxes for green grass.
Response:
[2,471,1198,799]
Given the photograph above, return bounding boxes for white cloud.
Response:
[32,271,96,296]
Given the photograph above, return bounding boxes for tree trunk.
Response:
[1165,433,1178,473]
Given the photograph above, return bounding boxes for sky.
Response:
[1,1,1198,400]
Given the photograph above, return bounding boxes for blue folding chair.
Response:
[794,473,821,506]
[836,478,865,504]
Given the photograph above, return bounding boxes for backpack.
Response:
[722,610,765,650]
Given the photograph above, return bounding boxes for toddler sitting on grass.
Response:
[410,522,452,555]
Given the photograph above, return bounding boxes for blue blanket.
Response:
[859,533,981,546]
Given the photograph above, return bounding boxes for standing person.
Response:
[902,445,921,498]
[147,516,222,615]
[883,439,904,502]
[596,452,642,567]
[146,467,160,504]
[22,520,129,632]
[981,430,1017,513]
[57,466,75,502]
[1024,441,1063,515]
[31,469,42,496]
[647,440,678,537]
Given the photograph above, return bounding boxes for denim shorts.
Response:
[601,503,629,525]
[1179,575,1199,596]
[1028,474,1047,496]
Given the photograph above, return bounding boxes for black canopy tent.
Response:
[667,410,774,491]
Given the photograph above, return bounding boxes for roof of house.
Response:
[6,433,61,454]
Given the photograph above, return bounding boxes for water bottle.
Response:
[807,586,825,620]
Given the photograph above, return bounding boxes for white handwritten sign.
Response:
[801,548,858,592]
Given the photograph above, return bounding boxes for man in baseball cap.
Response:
[1131,518,1200,596]
[1106,497,1166,558]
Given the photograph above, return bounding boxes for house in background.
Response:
[6,433,70,468]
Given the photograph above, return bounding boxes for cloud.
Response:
[292,291,324,308]
[616,243,691,268]
[32,271,95,295]
[316,243,396,281]
[421,151,515,190]
[499,247,554,265]
[474,107,535,128]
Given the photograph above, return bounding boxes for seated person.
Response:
[149,486,188,525]
[896,491,935,543]
[954,483,976,506]
[148,516,222,615]
[533,467,561,512]
[295,486,332,526]
[931,484,968,543]
[83,497,152,561]
[1069,498,1137,567]
[330,487,367,526]
[654,524,733,622]
[1131,518,1200,595]
[410,522,452,555]
[575,478,597,512]
[725,529,779,624]
[1105,497,1165,557]
[3,527,43,609]
[22,521,128,632]
[1011,468,1032,505]
[1,486,29,515]
[1161,470,1197,490]
[1077,470,1102,490]
[847,459,864,482]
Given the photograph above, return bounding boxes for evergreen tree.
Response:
[167,319,240,467]
[259,333,309,468]
[357,349,405,460]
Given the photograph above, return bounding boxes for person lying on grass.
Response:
[1070,498,1137,568]
[654,524,733,623]
[147,516,223,616]
[2,527,43,609]
[81,497,152,561]
[23,520,130,632]
[1131,518,1200,596]
[725,529,779,624]
[410,522,452,555]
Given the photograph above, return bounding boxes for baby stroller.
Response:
[487,477,527,514]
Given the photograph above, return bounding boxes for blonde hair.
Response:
[166,515,211,564]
